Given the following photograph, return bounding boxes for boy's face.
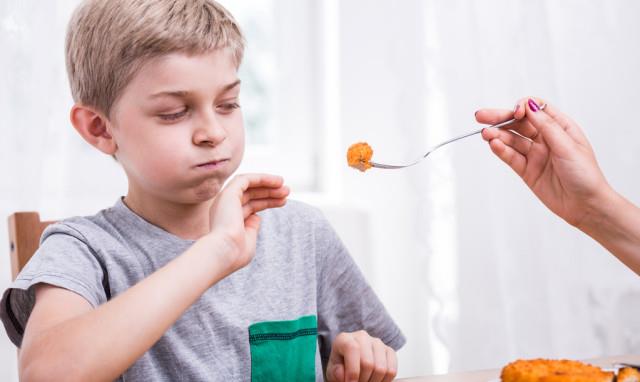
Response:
[109,49,244,204]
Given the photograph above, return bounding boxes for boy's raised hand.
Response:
[476,97,613,229]
[208,173,289,274]
[326,331,397,382]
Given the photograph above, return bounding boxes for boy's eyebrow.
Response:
[148,79,242,99]
[222,79,241,92]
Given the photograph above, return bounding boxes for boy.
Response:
[0,0,405,381]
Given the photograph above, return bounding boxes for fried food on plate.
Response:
[618,367,640,382]
[501,359,614,382]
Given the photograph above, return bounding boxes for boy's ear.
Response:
[70,104,118,156]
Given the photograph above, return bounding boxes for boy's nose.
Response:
[193,114,227,147]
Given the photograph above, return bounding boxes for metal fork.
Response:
[370,104,546,169]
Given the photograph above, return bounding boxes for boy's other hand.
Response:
[208,173,289,275]
[476,97,614,229]
[326,331,397,382]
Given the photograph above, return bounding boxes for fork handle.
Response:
[431,103,547,153]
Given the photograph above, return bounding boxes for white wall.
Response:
[335,0,640,376]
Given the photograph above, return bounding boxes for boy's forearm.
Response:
[578,190,640,275]
[20,234,234,382]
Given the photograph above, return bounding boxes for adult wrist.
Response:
[577,186,625,238]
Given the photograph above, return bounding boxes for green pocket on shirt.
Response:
[249,315,317,382]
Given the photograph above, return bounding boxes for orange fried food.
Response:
[501,359,614,382]
[618,367,640,382]
[347,142,373,172]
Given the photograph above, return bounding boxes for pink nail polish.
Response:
[528,99,540,112]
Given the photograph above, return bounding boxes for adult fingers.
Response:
[475,109,513,125]
[524,99,575,158]
[481,129,533,156]
[539,102,591,147]
[476,109,539,140]
[517,97,589,146]
[512,96,545,120]
[488,138,527,177]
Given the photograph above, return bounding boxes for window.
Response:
[226,0,340,194]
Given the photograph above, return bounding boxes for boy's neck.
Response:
[123,190,212,241]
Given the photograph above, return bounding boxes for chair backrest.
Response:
[8,212,56,280]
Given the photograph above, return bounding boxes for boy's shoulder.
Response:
[41,211,108,242]
[40,199,331,245]
[38,200,136,247]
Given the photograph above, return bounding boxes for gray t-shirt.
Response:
[1,199,405,381]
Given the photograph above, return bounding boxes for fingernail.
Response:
[527,98,540,112]
[514,104,520,113]
[474,110,479,117]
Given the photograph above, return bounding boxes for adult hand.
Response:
[476,97,613,228]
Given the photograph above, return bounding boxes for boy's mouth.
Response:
[196,159,229,169]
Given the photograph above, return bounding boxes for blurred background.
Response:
[2,0,640,379]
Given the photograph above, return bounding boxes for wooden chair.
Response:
[7,212,56,280]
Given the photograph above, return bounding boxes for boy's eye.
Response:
[217,102,240,113]
[158,108,188,121]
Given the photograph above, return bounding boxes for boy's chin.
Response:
[190,179,225,201]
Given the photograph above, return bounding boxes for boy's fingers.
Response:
[382,347,397,382]
[244,215,261,239]
[241,186,290,204]
[334,334,361,382]
[369,339,388,382]
[354,334,375,381]
[227,173,284,195]
[327,364,345,382]
[488,138,527,177]
[242,198,287,219]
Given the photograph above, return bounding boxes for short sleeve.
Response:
[313,210,406,365]
[0,222,109,347]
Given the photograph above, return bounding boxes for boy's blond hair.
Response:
[66,0,245,118]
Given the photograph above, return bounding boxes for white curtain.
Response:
[2,1,640,380]
[336,0,640,377]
